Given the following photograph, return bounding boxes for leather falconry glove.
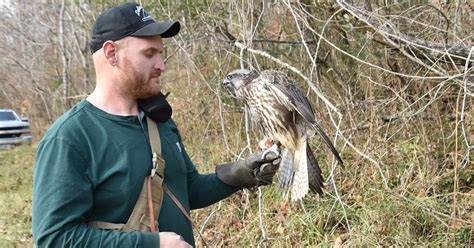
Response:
[216,146,281,189]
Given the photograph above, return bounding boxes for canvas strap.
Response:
[147,117,193,227]
[147,117,165,178]
[163,184,193,224]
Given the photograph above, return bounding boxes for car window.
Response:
[0,112,17,121]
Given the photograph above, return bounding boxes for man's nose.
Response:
[154,55,165,71]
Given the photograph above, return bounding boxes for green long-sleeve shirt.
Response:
[32,100,238,247]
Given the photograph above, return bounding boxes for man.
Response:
[32,2,281,247]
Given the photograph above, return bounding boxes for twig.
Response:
[257,187,267,247]
[453,87,460,222]
[217,83,235,155]
[58,0,69,107]
[453,0,462,38]
[324,199,339,229]
[325,105,351,231]
[244,106,253,155]
[246,105,268,246]
[459,47,473,164]
[196,201,222,246]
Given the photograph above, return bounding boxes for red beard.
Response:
[117,55,162,100]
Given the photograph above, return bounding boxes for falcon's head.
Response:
[223,69,252,90]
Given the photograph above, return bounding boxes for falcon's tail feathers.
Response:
[290,139,310,201]
[278,145,322,200]
[277,148,294,200]
[307,145,324,195]
[312,122,343,165]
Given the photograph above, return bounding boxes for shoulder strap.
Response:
[163,184,193,225]
[146,117,193,227]
[146,117,165,178]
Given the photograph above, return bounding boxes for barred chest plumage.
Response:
[237,81,299,148]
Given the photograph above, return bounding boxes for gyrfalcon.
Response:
[223,69,343,201]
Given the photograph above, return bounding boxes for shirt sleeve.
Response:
[32,137,160,247]
[181,146,239,210]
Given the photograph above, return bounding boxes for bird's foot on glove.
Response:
[258,138,281,160]
[216,141,282,189]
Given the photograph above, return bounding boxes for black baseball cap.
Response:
[90,2,180,53]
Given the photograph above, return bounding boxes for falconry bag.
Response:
[88,117,192,232]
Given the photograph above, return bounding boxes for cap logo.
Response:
[134,5,152,22]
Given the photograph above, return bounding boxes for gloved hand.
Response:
[216,146,281,188]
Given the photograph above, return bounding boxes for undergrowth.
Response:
[0,125,471,247]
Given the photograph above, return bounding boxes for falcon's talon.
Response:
[261,143,280,160]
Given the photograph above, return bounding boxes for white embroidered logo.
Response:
[134,5,152,21]
[176,142,182,153]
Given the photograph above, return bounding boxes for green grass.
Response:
[0,145,35,247]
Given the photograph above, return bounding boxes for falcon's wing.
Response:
[260,70,316,124]
[261,70,343,164]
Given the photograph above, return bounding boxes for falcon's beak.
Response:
[223,78,232,87]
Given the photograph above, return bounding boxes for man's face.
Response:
[115,36,166,99]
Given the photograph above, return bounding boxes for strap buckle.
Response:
[151,152,165,178]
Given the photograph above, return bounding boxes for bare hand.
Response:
[159,232,192,248]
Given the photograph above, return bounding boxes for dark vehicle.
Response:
[0,109,32,148]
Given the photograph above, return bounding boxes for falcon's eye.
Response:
[227,74,234,80]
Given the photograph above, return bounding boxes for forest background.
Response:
[0,0,472,246]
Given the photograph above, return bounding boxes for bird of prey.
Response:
[223,69,343,201]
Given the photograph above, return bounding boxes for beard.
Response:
[116,55,161,100]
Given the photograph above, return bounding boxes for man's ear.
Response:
[102,40,118,66]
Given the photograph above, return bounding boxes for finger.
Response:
[245,151,265,169]
[259,162,279,173]
[272,157,281,165]
[256,171,274,184]
[256,167,278,185]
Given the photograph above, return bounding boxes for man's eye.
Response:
[144,50,158,57]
